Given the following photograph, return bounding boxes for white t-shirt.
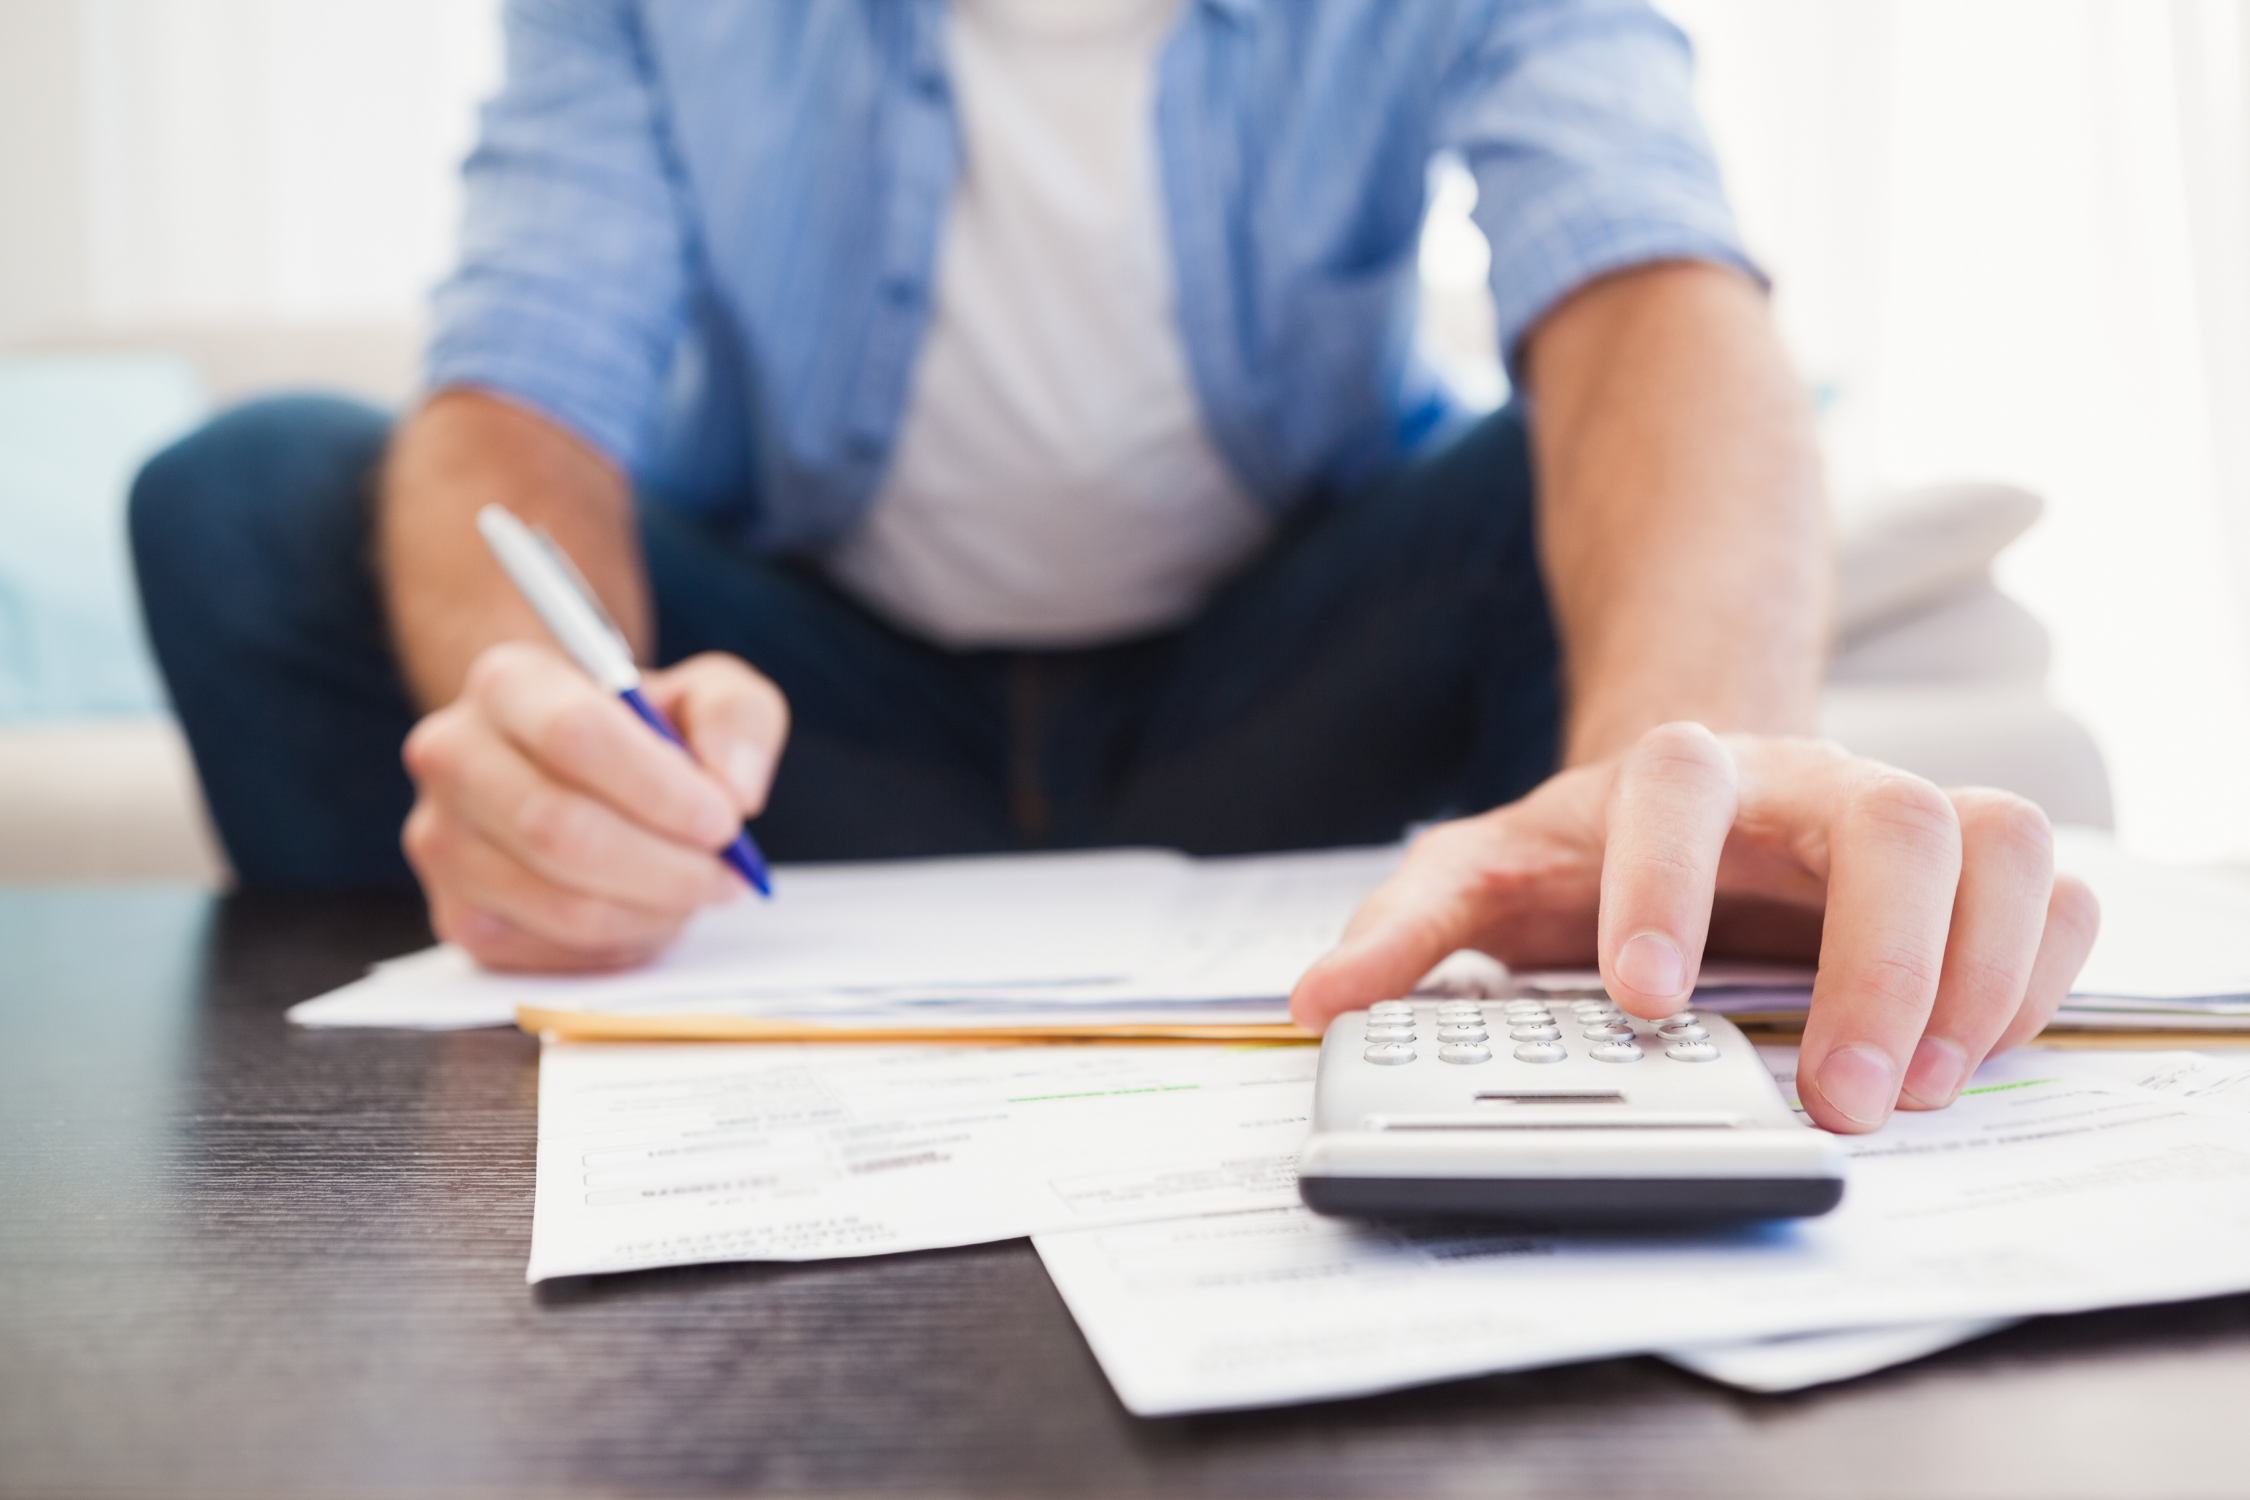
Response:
[825,0,1272,650]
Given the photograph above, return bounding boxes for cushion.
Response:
[0,353,206,719]
[1833,481,2043,641]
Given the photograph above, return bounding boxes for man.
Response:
[133,0,2096,1137]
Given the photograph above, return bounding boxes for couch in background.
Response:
[0,324,2110,884]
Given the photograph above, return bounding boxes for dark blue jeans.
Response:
[131,396,1560,888]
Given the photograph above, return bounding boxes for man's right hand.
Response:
[400,642,788,972]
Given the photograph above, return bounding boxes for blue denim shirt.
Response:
[428,0,1750,554]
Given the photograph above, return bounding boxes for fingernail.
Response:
[1615,932,1686,1000]
[1903,1036,1970,1108]
[724,742,771,808]
[1813,1044,1899,1129]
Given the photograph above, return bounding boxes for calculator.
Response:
[1297,992,1847,1225]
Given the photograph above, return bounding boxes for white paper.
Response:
[1655,1045,2250,1392]
[291,845,1402,1031]
[2054,826,2250,1001]
[1659,1318,2018,1392]
[1033,1049,2250,1416]
[526,1040,1319,1281]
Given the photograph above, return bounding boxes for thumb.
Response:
[1289,823,1496,1033]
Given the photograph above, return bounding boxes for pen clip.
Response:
[527,523,634,660]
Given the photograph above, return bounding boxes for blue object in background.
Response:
[0,353,206,720]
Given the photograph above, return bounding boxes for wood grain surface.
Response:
[4,887,2249,1500]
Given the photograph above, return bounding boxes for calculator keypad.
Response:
[1356,1002,1724,1070]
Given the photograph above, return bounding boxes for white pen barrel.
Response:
[476,505,642,693]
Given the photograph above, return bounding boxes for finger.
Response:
[649,653,791,817]
[1597,722,1738,1018]
[1989,874,2100,1054]
[469,642,742,850]
[404,799,696,959]
[1290,815,1512,1033]
[405,702,740,913]
[1795,766,1964,1134]
[1896,790,2055,1110]
[429,892,662,974]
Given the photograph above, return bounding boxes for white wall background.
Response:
[0,0,499,341]
[4,0,2248,864]
[1667,0,2250,866]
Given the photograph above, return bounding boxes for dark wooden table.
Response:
[5,887,2250,1500]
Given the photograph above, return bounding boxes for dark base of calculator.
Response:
[1299,1174,1847,1225]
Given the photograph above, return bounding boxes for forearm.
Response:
[1520,261,1829,765]
[377,388,652,712]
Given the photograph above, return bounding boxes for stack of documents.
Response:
[528,1033,2250,1412]
[291,826,2250,1040]
[292,846,1398,1038]
[278,814,2250,1412]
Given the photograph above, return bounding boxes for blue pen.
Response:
[476,503,773,897]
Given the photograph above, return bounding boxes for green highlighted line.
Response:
[1958,1077,2057,1097]
[1009,1085,1203,1103]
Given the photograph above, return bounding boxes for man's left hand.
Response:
[1290,723,2101,1134]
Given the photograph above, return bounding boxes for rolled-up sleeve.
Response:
[1437,0,1761,378]
[426,0,693,473]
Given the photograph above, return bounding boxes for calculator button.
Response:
[1438,1042,1493,1066]
[1435,1009,1485,1026]
[1580,1022,1633,1041]
[1665,1041,1721,1063]
[1507,1024,1561,1042]
[1655,1014,1702,1035]
[1658,1024,1709,1043]
[1435,1024,1489,1043]
[1362,1025,1417,1043]
[1512,1041,1568,1064]
[1589,1041,1644,1064]
[1503,1001,1552,1015]
[1368,1002,1415,1019]
[1363,1043,1419,1066]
